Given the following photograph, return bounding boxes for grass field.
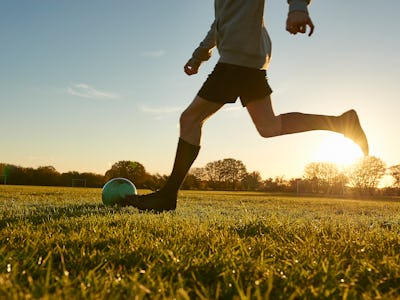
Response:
[1,185,400,299]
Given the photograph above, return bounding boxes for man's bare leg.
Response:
[179,96,224,146]
[246,96,369,155]
[124,96,223,211]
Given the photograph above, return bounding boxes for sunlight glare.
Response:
[313,134,363,167]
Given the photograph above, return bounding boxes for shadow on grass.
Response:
[0,203,127,229]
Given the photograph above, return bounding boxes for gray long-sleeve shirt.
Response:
[190,0,310,70]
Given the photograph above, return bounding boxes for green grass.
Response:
[1,185,400,299]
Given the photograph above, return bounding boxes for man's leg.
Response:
[246,96,369,155]
[160,96,223,196]
[125,96,223,212]
[179,96,224,146]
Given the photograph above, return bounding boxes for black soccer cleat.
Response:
[122,190,177,213]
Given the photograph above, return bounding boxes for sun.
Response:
[313,134,363,167]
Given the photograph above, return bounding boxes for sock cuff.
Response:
[179,137,201,150]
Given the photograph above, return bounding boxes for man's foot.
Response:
[121,190,177,213]
[340,109,369,156]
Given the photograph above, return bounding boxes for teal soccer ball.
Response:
[102,178,137,206]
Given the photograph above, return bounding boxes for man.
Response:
[123,0,369,212]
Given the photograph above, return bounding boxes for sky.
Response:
[1,1,399,180]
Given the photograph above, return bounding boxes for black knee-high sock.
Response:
[280,113,341,135]
[161,138,200,195]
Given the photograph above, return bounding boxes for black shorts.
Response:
[197,63,273,107]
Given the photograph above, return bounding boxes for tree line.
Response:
[190,156,400,196]
[1,156,400,196]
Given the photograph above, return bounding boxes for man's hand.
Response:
[286,11,314,36]
[184,60,199,76]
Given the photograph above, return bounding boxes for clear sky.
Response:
[1,1,399,180]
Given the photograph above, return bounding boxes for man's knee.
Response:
[255,117,281,138]
[179,110,190,129]
[256,127,278,138]
[180,109,199,131]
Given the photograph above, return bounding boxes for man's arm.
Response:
[286,0,314,36]
[184,21,216,76]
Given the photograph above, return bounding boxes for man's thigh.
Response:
[182,96,224,124]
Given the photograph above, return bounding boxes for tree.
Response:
[143,173,168,191]
[190,167,207,181]
[389,164,400,188]
[181,174,202,190]
[204,161,223,181]
[262,177,278,192]
[220,158,247,190]
[203,158,247,190]
[347,156,386,194]
[0,164,11,184]
[304,162,345,194]
[33,166,60,186]
[204,160,224,189]
[105,161,148,188]
[241,171,262,191]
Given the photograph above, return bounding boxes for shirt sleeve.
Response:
[188,20,217,69]
[287,0,311,13]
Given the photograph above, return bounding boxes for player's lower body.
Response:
[123,63,369,212]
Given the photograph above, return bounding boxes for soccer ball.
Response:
[102,178,137,206]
